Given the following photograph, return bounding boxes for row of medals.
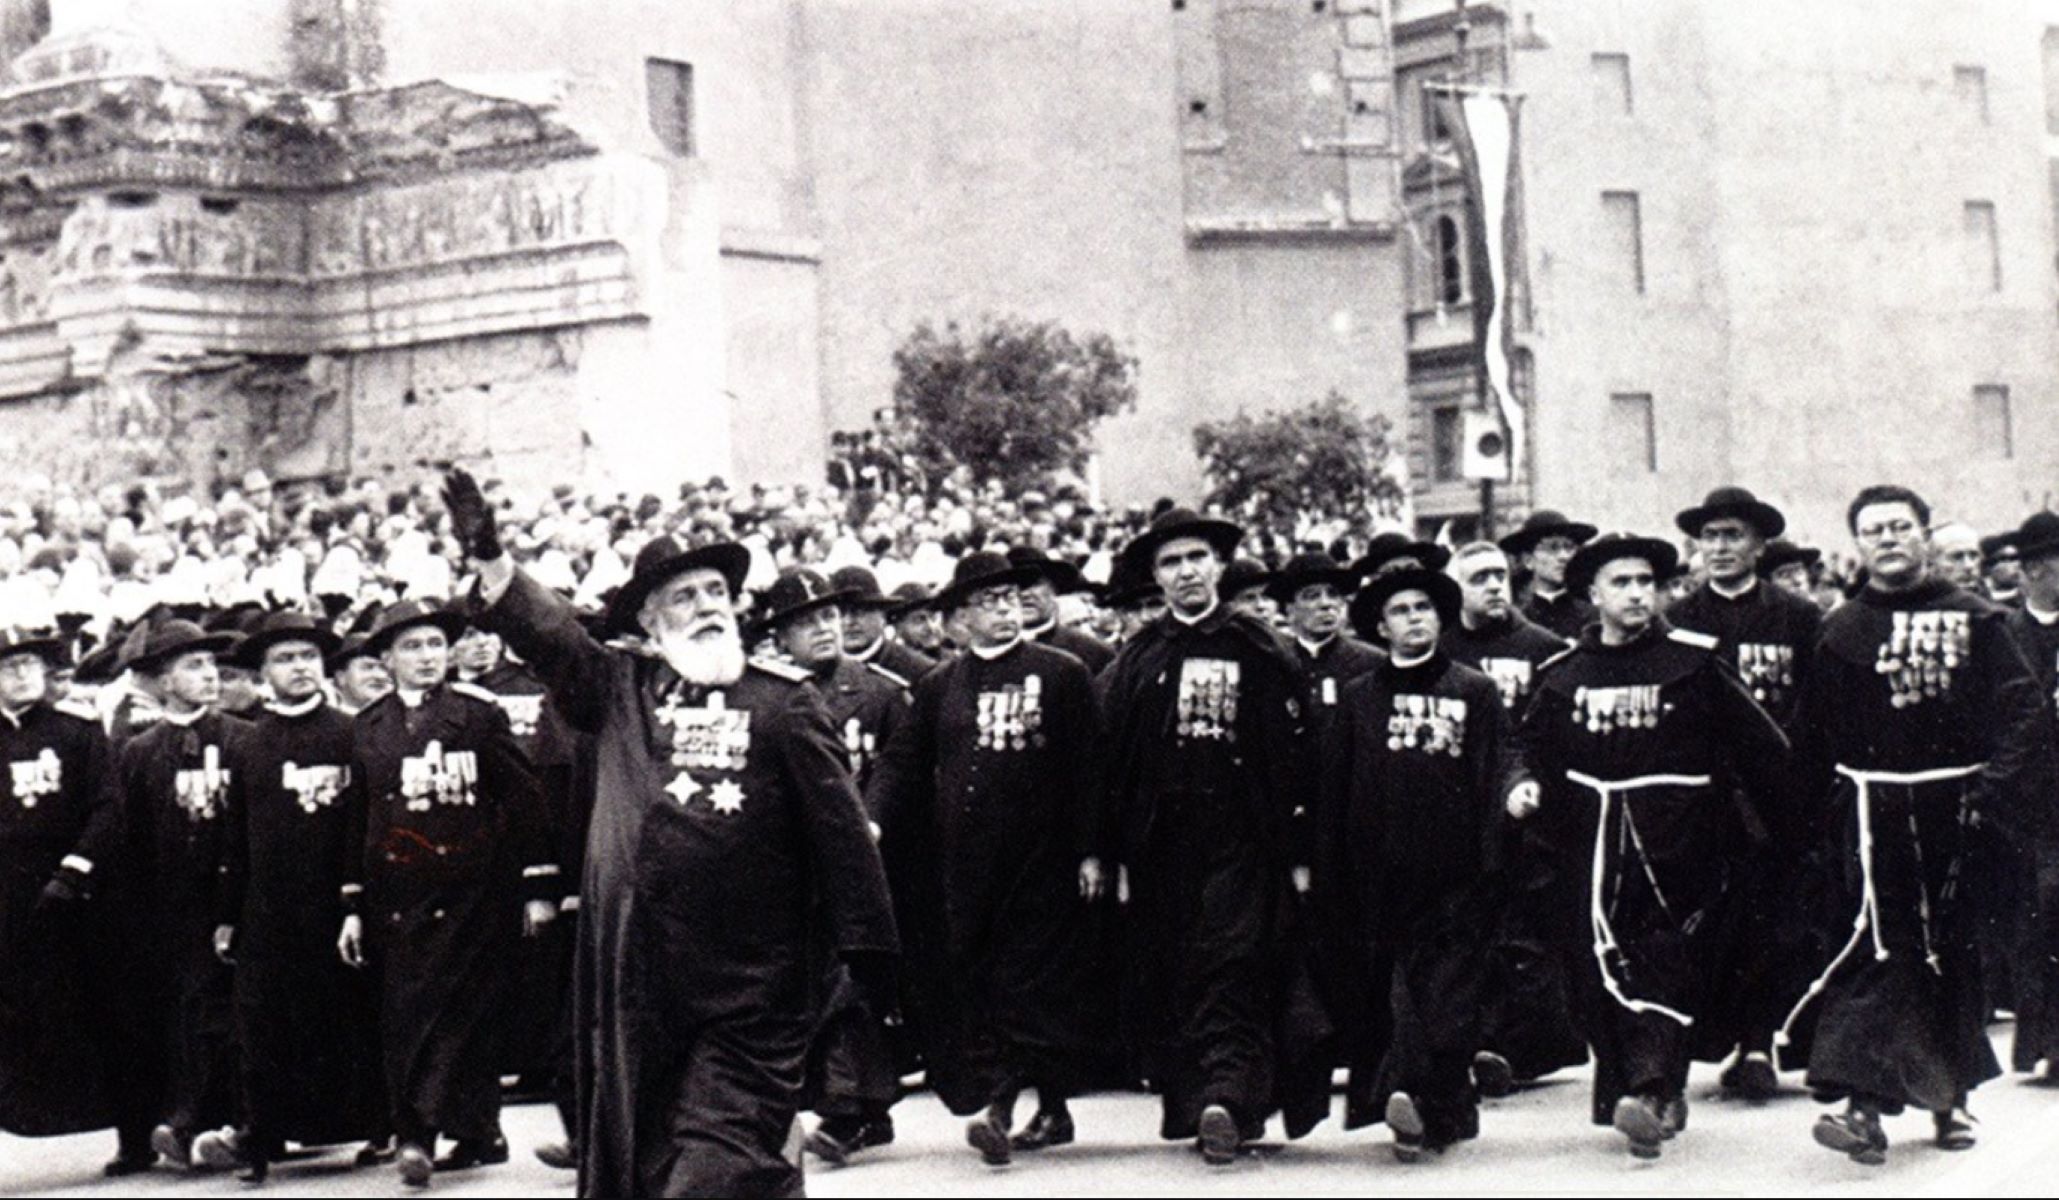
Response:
[1387,695,1469,757]
[977,683,1045,751]
[1873,611,1971,708]
[1573,685,1665,734]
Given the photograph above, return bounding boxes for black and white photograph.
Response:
[1,0,2058,1195]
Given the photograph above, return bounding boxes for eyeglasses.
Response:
[1855,520,1921,545]
[968,589,1022,613]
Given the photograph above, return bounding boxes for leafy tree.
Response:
[890,315,1139,493]
[1192,391,1407,540]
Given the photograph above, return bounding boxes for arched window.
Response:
[1435,215,1464,305]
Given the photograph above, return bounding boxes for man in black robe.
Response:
[887,584,946,660]
[1271,552,1385,717]
[202,613,384,1182]
[1099,509,1329,1165]
[1320,568,1516,1162]
[336,600,557,1188]
[112,620,246,1170]
[0,629,131,1173]
[1666,487,1826,1101]
[1514,534,1791,1159]
[833,566,937,686]
[1499,511,1599,641]
[1794,486,2048,1165]
[1437,543,1583,1097]
[2000,512,2059,1080]
[447,468,900,1200]
[868,552,1106,1165]
[751,568,909,1166]
[1007,546,1116,674]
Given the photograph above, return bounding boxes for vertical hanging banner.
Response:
[1439,88,1527,477]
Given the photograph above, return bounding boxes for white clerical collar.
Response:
[162,705,209,727]
[1533,585,1565,602]
[397,687,429,709]
[1022,617,1056,639]
[0,705,26,729]
[851,636,885,663]
[265,694,325,718]
[2028,603,2059,627]
[1172,601,1220,627]
[1296,634,1335,657]
[1710,575,1758,600]
[970,638,1021,661]
[1392,647,1436,669]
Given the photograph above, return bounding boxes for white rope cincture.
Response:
[1567,770,1714,1029]
[1772,762,1985,1070]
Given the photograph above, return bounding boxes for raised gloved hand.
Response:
[441,467,503,562]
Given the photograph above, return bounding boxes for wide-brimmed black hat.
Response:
[2011,511,2059,562]
[1118,508,1243,575]
[1566,533,1681,594]
[327,633,381,672]
[363,600,468,657]
[1351,534,1452,580]
[935,551,1045,612]
[1675,486,1787,540]
[0,628,67,667]
[605,536,751,636]
[1757,540,1822,578]
[828,566,897,611]
[1981,531,2023,566]
[1217,558,1274,601]
[232,612,341,669]
[1350,566,1461,638]
[886,582,935,621]
[1268,553,1359,604]
[1006,546,1093,596]
[128,619,239,675]
[752,568,859,636]
[73,639,124,684]
[1499,510,1599,557]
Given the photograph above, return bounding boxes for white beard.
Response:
[653,624,747,687]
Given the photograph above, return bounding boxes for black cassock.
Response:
[1100,606,1331,1140]
[1517,624,1790,1124]
[218,699,383,1153]
[113,710,247,1140]
[867,640,1104,1113]
[2001,608,2059,1073]
[1791,581,2047,1113]
[1442,614,1585,1082]
[1317,654,1512,1144]
[0,700,122,1136]
[476,571,898,1198]
[346,683,552,1146]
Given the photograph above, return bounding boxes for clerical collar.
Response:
[1022,616,1056,639]
[397,687,429,709]
[162,705,209,727]
[1710,575,1758,600]
[1172,600,1220,627]
[1392,646,1436,669]
[851,636,885,663]
[971,637,1022,661]
[0,704,28,729]
[1296,634,1335,657]
[265,694,325,718]
[2028,602,2059,627]
[1533,585,1566,603]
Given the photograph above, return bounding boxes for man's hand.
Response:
[1078,856,1106,902]
[1506,780,1542,821]
[213,924,236,965]
[440,467,503,563]
[338,914,365,969]
[523,899,558,939]
[1292,866,1312,896]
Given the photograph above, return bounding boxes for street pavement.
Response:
[8,1029,2059,1197]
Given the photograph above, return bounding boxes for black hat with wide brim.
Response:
[363,601,469,657]
[1118,508,1244,576]
[1350,535,1453,580]
[1268,553,1361,605]
[934,552,1046,612]
[828,566,898,611]
[751,569,861,638]
[1499,510,1600,557]
[2010,511,2059,562]
[231,612,341,670]
[127,620,240,675]
[885,583,936,621]
[1675,486,1787,540]
[1758,540,1821,578]
[1005,547,1094,596]
[326,634,381,672]
[1349,566,1461,639]
[1217,557,1274,601]
[605,536,752,637]
[0,628,68,668]
[1566,533,1682,595]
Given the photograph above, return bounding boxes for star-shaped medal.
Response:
[708,780,746,815]
[666,772,702,806]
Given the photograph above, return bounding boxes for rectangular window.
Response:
[1602,191,1645,294]
[1431,405,1464,483]
[1953,65,1989,124]
[1592,53,1633,116]
[1964,200,2001,292]
[1610,392,1657,473]
[1422,79,1453,147]
[646,58,696,157]
[1974,384,2013,458]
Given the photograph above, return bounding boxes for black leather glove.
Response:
[441,467,503,562]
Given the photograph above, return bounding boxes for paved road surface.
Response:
[8,1030,2058,1197]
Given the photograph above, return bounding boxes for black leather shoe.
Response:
[1198,1104,1240,1166]
[1472,1051,1515,1099]
[535,1140,579,1170]
[396,1143,434,1188]
[966,1110,1012,1166]
[237,1156,270,1185]
[150,1124,194,1169]
[434,1136,509,1171]
[1386,1093,1429,1164]
[1612,1095,1665,1160]
[805,1119,863,1166]
[1934,1109,1977,1151]
[102,1152,157,1178]
[354,1138,396,1167]
[1814,1110,1888,1165]
[1660,1095,1688,1139]
[1722,1054,1779,1103]
[1010,1110,1075,1152]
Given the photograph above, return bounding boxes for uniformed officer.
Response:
[446,468,898,1200]
[336,600,556,1188]
[1499,512,1599,641]
[1513,533,1791,1159]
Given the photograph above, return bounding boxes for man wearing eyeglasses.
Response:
[866,551,1106,1165]
[1794,485,2047,1167]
